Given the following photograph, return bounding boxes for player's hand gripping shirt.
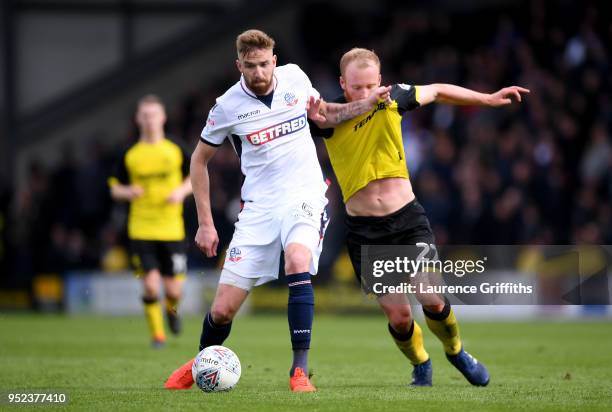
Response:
[310,84,421,203]
[201,64,327,205]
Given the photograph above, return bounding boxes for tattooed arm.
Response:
[307,86,392,128]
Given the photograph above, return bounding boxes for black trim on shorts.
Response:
[200,137,223,147]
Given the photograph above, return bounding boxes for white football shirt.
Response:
[201,64,327,205]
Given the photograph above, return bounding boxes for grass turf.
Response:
[0,313,611,411]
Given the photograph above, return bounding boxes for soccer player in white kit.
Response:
[165,29,391,392]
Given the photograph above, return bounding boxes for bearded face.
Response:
[236,48,277,95]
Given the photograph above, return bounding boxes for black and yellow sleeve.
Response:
[391,84,420,114]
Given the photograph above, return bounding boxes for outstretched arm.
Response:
[191,141,219,258]
[307,86,392,128]
[417,84,530,107]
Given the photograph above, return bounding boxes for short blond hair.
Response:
[339,48,381,76]
[236,29,275,59]
[137,94,165,111]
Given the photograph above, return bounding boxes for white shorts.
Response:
[219,196,329,289]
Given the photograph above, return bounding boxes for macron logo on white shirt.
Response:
[246,113,307,145]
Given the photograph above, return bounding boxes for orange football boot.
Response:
[289,367,316,392]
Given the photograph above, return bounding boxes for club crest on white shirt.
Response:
[284,92,298,106]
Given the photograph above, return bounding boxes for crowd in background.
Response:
[1,0,610,287]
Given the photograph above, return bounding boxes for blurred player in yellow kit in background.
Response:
[108,95,193,348]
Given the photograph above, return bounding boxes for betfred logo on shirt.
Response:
[246,114,306,145]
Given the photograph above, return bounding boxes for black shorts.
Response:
[345,199,435,294]
[130,240,187,277]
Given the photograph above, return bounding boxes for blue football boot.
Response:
[446,347,489,386]
[410,359,433,386]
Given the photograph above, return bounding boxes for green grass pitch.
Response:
[1,313,611,411]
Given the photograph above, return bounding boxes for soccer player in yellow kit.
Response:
[310,48,529,386]
[108,95,193,348]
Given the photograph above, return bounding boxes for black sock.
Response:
[199,312,232,351]
[287,272,314,375]
[422,297,451,321]
[388,320,415,341]
[142,296,158,304]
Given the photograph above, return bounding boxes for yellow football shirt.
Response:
[108,138,190,241]
[313,84,420,203]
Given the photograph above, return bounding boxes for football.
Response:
[191,345,242,392]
